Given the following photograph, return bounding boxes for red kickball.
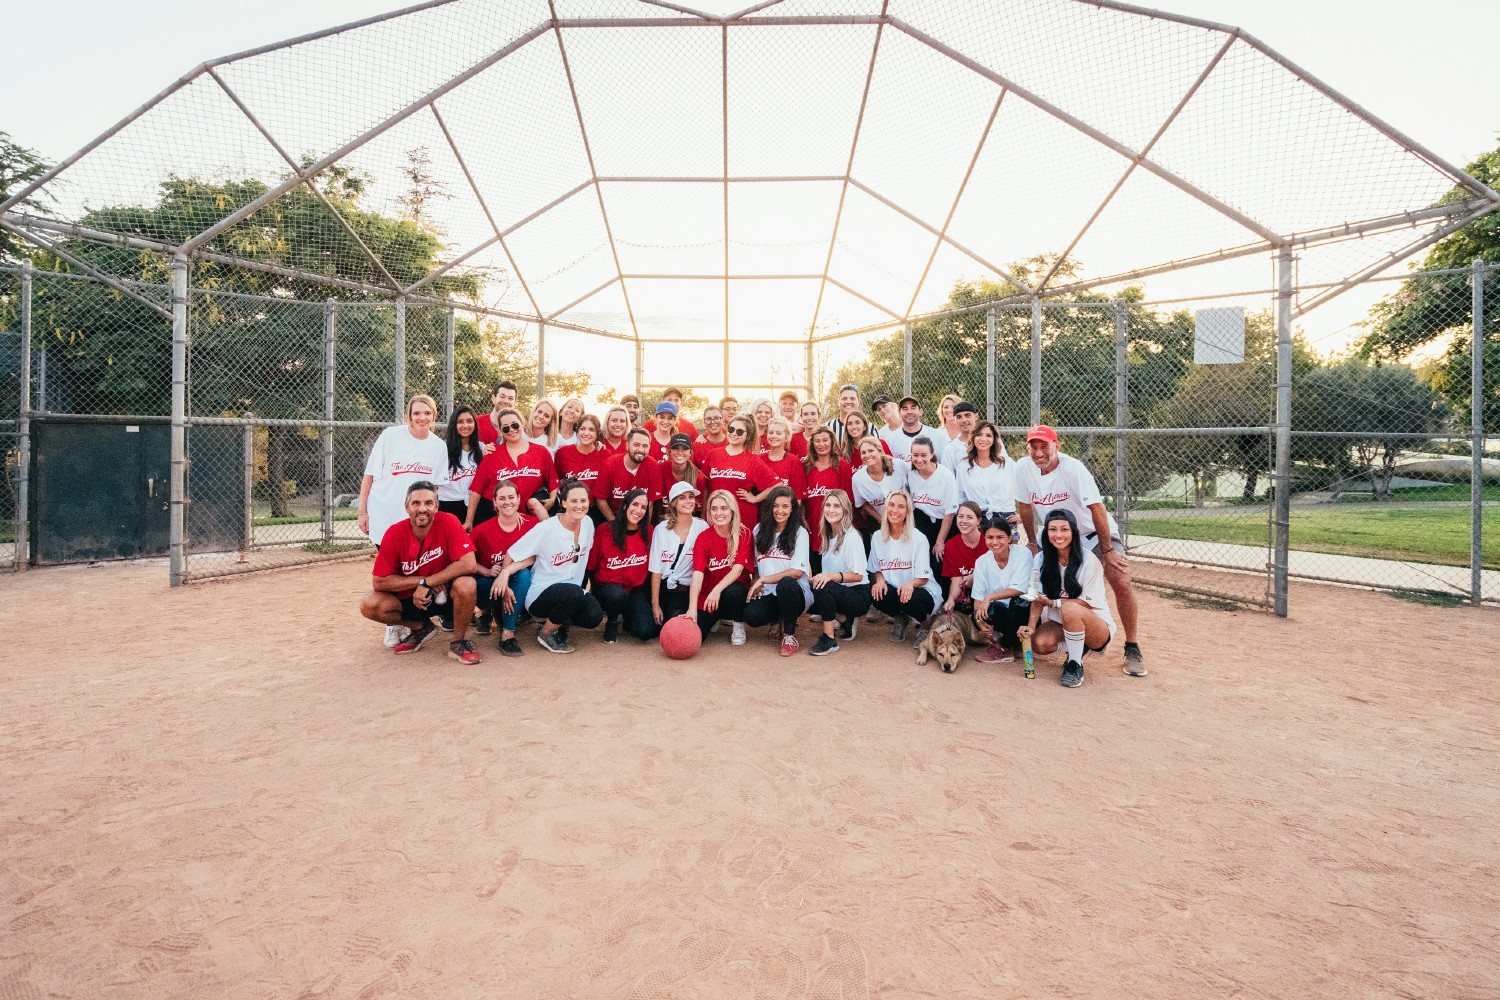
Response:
[659,614,702,660]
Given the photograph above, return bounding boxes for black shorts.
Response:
[397,595,439,625]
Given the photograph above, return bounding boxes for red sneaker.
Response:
[976,642,1013,664]
[448,638,481,665]
[780,634,799,657]
[394,622,436,655]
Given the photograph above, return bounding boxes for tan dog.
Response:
[915,611,969,673]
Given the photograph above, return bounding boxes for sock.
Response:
[1125,640,1141,652]
[1064,629,1085,663]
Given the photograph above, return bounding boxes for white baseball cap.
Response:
[667,481,699,503]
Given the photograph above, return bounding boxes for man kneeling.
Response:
[360,480,481,664]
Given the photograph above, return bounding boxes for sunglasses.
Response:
[727,427,747,436]
[568,542,581,564]
[500,422,521,433]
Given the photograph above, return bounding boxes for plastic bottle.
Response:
[1021,634,1035,679]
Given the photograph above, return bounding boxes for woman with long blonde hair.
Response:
[806,488,869,656]
[688,489,753,645]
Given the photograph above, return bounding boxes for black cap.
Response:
[669,433,693,449]
[871,395,894,409]
[953,401,978,416]
[898,395,920,408]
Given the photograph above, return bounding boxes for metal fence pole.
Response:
[985,307,996,423]
[443,306,456,419]
[804,337,814,404]
[323,299,337,547]
[169,255,189,587]
[15,259,32,570]
[536,321,547,401]
[1113,297,1129,542]
[1030,297,1043,425]
[1273,247,1294,618]
[241,415,255,561]
[36,343,46,413]
[902,322,912,397]
[393,297,406,420]
[1474,258,1485,606]
[635,339,645,399]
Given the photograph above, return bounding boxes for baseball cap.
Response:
[870,395,893,409]
[953,401,978,416]
[778,390,800,402]
[667,481,699,502]
[898,395,920,408]
[669,433,693,449]
[655,400,679,415]
[1026,424,1059,444]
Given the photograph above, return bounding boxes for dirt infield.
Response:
[2,560,1496,999]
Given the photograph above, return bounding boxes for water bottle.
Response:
[1021,634,1035,679]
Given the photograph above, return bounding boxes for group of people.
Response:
[356,382,1146,688]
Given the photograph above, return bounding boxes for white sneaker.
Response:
[730,622,747,646]
[383,625,411,648]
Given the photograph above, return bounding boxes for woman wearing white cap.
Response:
[649,481,709,631]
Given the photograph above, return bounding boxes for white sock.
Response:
[1063,629,1085,663]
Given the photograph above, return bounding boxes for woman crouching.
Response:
[1018,509,1116,687]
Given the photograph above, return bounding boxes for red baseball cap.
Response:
[1025,424,1058,444]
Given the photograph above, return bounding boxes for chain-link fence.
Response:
[0,265,23,571]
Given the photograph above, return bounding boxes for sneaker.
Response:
[393,622,436,655]
[556,626,574,653]
[448,639,481,665]
[839,616,858,641]
[768,623,782,641]
[890,617,908,643]
[1123,642,1147,677]
[712,620,725,634]
[603,619,619,644]
[536,630,572,654]
[976,642,1012,664]
[438,616,455,633]
[865,608,885,623]
[383,625,410,648]
[809,614,823,623]
[475,616,492,637]
[913,624,931,647]
[730,622,747,646]
[779,634,799,657]
[808,634,840,656]
[1060,659,1084,688]
[499,636,523,657]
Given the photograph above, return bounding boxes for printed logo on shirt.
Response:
[603,553,649,572]
[498,466,543,480]
[390,462,436,476]
[805,484,833,499]
[401,547,448,575]
[1028,489,1073,505]
[706,554,734,572]
[710,466,748,481]
[878,558,914,572]
[568,468,600,482]
[910,492,943,508]
[550,548,580,568]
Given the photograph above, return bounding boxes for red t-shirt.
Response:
[374,512,475,600]
[942,533,987,583]
[588,528,650,588]
[598,438,626,457]
[476,412,501,446]
[692,526,753,609]
[471,443,557,507]
[469,514,537,572]
[658,460,709,499]
[554,444,610,492]
[702,448,775,531]
[645,431,680,465]
[594,454,660,510]
[801,460,853,551]
[788,434,808,458]
[692,434,728,467]
[761,452,808,498]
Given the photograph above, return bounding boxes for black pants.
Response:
[872,585,935,623]
[651,586,692,636]
[527,582,604,630]
[743,577,808,633]
[809,551,822,575]
[809,582,871,624]
[594,582,655,641]
[982,598,1032,647]
[438,499,469,523]
[696,581,748,640]
[913,509,949,596]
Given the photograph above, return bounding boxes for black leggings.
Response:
[982,598,1032,647]
[438,499,469,523]
[809,582,871,624]
[743,577,809,633]
[913,510,949,597]
[696,581,748,640]
[872,585,935,623]
[594,582,655,641]
[526,582,604,630]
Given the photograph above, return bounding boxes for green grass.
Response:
[1336,484,1500,503]
[256,510,359,527]
[1138,506,1500,570]
[1389,588,1470,608]
[302,540,369,555]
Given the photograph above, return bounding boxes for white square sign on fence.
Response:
[1194,306,1246,365]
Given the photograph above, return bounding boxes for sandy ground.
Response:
[1,559,1497,999]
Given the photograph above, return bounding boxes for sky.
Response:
[4,0,1496,395]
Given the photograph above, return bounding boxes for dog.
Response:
[915,611,971,673]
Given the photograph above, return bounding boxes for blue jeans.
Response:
[478,567,532,632]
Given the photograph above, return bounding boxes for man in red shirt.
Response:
[594,427,660,521]
[360,480,481,663]
[692,404,729,466]
[474,380,519,449]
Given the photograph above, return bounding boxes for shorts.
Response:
[1039,603,1116,651]
[397,595,440,624]
[1086,531,1125,559]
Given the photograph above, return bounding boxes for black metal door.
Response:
[31,420,169,564]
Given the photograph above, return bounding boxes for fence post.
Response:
[1273,247,1294,617]
[323,299,337,547]
[443,306,456,419]
[1113,297,1129,543]
[15,259,32,570]
[169,254,189,588]
[804,337,814,403]
[1474,258,1485,606]
[635,339,645,399]
[902,322,912,397]
[1030,297,1043,425]
[36,342,46,413]
[985,307,996,423]
[241,414,255,561]
[537,321,546,401]
[393,298,406,421]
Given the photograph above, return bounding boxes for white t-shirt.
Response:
[971,545,1034,606]
[906,464,959,524]
[507,515,594,609]
[955,459,1016,515]
[437,447,480,503]
[940,436,970,472]
[362,425,450,542]
[1039,549,1116,639]
[1013,453,1118,544]
[817,527,868,584]
[878,424,938,465]
[867,530,942,604]
[553,433,578,453]
[649,518,708,590]
[851,464,906,520]
[927,425,953,456]
[751,524,813,608]
[524,432,553,451]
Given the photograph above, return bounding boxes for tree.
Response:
[0,131,53,261]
